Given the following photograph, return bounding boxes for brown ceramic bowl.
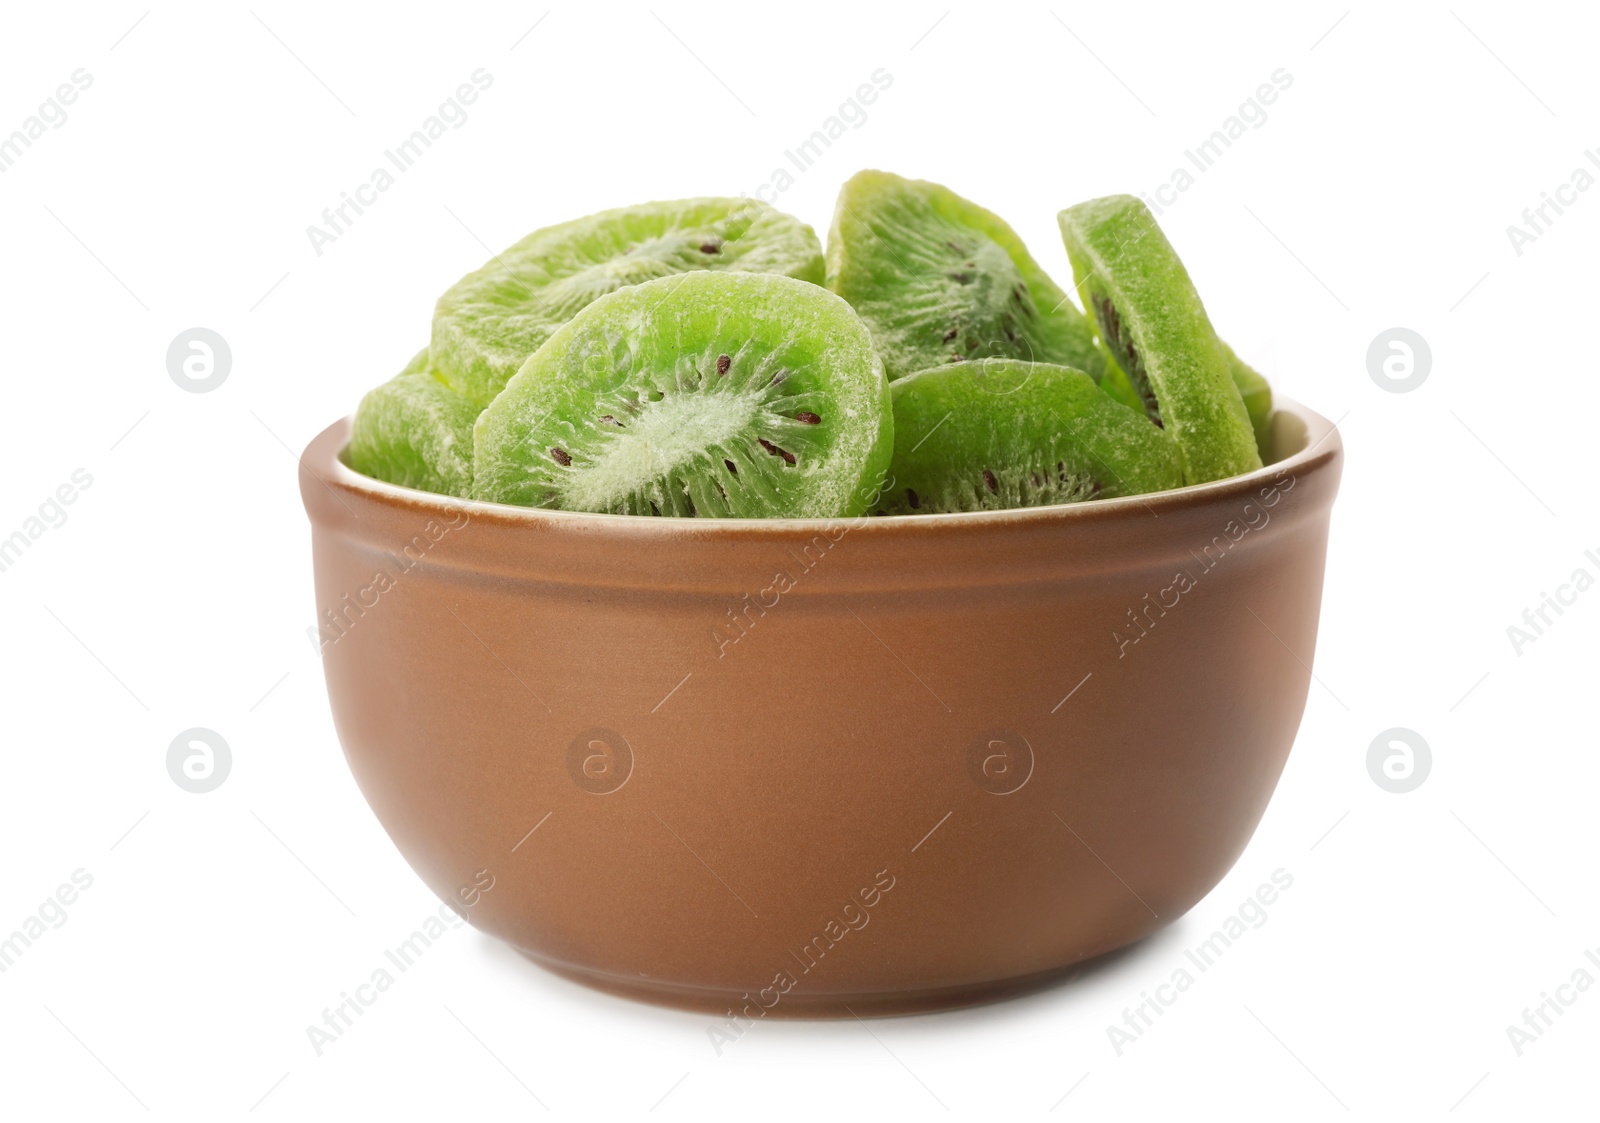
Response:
[300,401,1340,1018]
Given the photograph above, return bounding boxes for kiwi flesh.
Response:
[433,198,824,408]
[345,348,479,496]
[876,359,1181,515]
[1223,343,1274,459]
[473,271,892,519]
[1091,341,1147,415]
[826,170,1106,383]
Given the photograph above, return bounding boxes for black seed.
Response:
[550,447,572,466]
[685,494,697,516]
[724,458,738,475]
[600,414,622,426]
[983,470,998,493]
[715,480,728,501]
[906,488,920,509]
[759,439,796,465]
[650,500,661,516]
[770,370,787,386]
[716,353,731,375]
[942,328,958,343]
[794,411,821,425]
[700,242,720,254]
[951,272,972,284]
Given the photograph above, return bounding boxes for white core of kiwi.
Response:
[555,387,766,510]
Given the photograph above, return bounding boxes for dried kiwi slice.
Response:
[876,359,1181,515]
[433,198,823,407]
[826,170,1106,383]
[345,348,479,497]
[1057,195,1261,485]
[473,272,891,518]
[1224,343,1274,459]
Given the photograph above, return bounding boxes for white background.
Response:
[1,2,1595,1119]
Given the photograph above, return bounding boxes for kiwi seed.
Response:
[550,447,572,466]
[716,354,731,375]
[795,411,821,424]
[759,439,797,465]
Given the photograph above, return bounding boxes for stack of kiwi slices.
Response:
[345,172,1272,518]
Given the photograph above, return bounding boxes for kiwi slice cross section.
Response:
[473,271,892,518]
[345,348,480,497]
[877,359,1181,515]
[1057,195,1261,485]
[433,198,824,408]
[826,171,1107,383]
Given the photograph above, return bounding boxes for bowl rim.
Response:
[303,398,1340,536]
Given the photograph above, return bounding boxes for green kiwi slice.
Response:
[876,359,1181,515]
[345,348,479,497]
[825,170,1107,383]
[473,271,892,518]
[433,198,824,408]
[1057,195,1261,485]
[1223,342,1274,459]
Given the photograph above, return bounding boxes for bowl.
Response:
[299,400,1341,1018]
